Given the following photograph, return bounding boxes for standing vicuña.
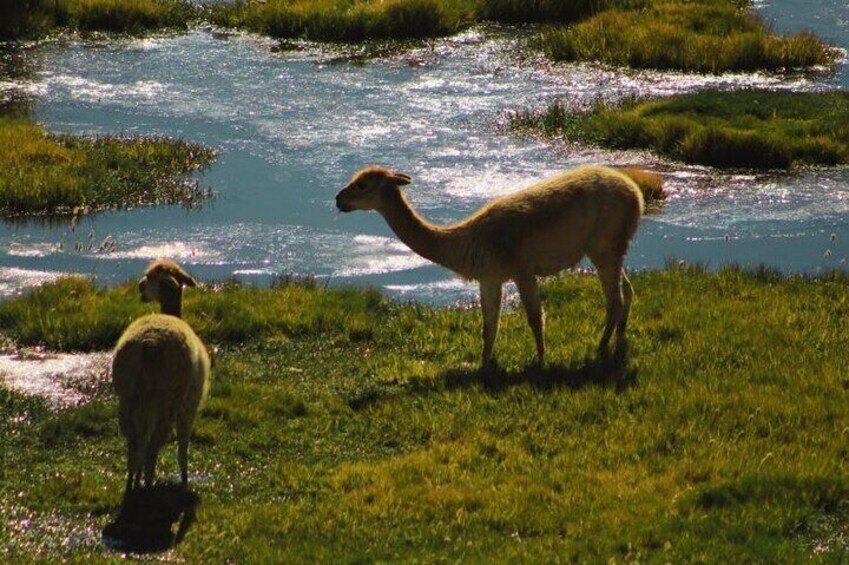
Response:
[112,259,210,493]
[336,165,656,367]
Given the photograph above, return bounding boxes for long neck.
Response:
[159,288,183,318]
[379,191,469,276]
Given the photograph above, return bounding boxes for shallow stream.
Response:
[0,1,847,308]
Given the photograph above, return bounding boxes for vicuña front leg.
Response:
[479,280,503,368]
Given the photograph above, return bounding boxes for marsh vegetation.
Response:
[0,117,215,218]
[1,268,849,560]
[0,0,201,39]
[536,0,837,72]
[512,90,849,170]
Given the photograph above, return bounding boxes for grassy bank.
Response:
[1,266,849,561]
[0,0,199,40]
[208,0,835,74]
[206,0,633,42]
[537,0,836,73]
[512,90,849,170]
[0,117,215,218]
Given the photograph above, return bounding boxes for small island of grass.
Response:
[513,90,849,170]
[0,116,215,218]
[206,0,618,42]
[0,0,200,40]
[537,0,837,73]
[208,0,836,75]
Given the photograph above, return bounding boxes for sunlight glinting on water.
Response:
[0,0,847,303]
[0,351,110,410]
[0,267,67,297]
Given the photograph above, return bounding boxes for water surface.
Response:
[0,0,847,305]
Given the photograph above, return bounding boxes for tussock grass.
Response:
[207,0,647,42]
[2,267,849,560]
[0,0,199,40]
[0,117,215,217]
[537,0,837,72]
[513,90,849,170]
[0,276,386,351]
[477,0,646,25]
[208,0,476,42]
[208,0,834,74]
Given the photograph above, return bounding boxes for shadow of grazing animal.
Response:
[336,165,656,369]
[112,259,210,495]
[102,483,200,553]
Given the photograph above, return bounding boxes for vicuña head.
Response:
[137,258,198,318]
[336,164,659,369]
[336,165,412,213]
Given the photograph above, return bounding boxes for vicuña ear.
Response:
[389,172,412,186]
[154,260,198,288]
[173,268,198,288]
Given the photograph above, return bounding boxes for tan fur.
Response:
[112,259,210,493]
[336,165,652,367]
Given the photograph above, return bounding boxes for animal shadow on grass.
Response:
[102,483,200,554]
[441,347,637,395]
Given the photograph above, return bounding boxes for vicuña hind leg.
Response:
[516,273,545,365]
[619,269,634,342]
[596,262,625,354]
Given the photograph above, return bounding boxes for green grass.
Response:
[0,117,215,217]
[2,266,849,560]
[0,0,200,40]
[207,0,476,42]
[512,90,849,170]
[208,0,835,75]
[537,0,837,73]
[206,0,647,42]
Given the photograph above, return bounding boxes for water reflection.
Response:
[0,1,846,304]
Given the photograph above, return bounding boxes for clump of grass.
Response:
[0,276,388,351]
[65,0,200,35]
[3,266,849,560]
[476,0,646,24]
[0,0,199,40]
[0,117,215,217]
[537,0,837,73]
[207,0,650,42]
[513,90,849,169]
[208,0,476,42]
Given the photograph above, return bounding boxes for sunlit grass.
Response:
[0,0,199,39]
[208,0,835,74]
[2,266,849,560]
[0,117,215,217]
[537,0,837,72]
[208,0,476,42]
[512,90,849,169]
[207,0,648,42]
